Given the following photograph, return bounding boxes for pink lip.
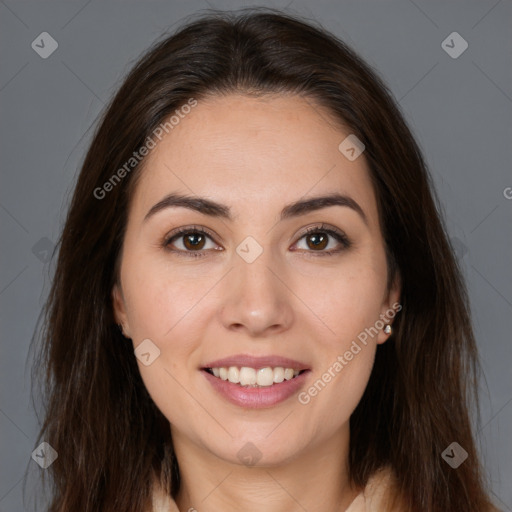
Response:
[202,354,310,371]
[202,369,311,409]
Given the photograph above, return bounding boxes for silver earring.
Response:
[384,324,392,335]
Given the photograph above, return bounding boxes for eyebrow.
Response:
[144,192,368,226]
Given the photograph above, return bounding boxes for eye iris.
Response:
[184,232,205,250]
[307,232,328,250]
[174,229,339,253]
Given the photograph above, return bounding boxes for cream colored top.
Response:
[151,466,399,512]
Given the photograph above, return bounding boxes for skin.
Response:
[112,93,401,512]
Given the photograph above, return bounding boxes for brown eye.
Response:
[293,225,351,256]
[163,226,219,257]
[182,232,206,250]
[305,232,329,250]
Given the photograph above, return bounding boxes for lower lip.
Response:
[202,370,310,409]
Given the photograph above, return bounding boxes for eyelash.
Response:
[162,224,351,259]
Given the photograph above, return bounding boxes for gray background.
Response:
[1,0,511,510]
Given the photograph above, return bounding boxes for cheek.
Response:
[306,259,387,345]
[295,255,385,412]
[297,333,376,436]
[121,257,210,377]
[123,265,210,429]
[122,258,211,341]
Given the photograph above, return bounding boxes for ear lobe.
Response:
[112,283,130,337]
[376,273,402,345]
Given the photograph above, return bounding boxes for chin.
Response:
[205,430,308,468]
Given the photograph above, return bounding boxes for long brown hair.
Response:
[29,7,498,511]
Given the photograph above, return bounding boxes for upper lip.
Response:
[202,354,310,371]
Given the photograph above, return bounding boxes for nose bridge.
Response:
[218,237,293,335]
[236,241,276,291]
[233,239,281,307]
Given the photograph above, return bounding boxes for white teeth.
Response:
[208,366,303,386]
[227,366,240,383]
[239,367,256,386]
[256,367,274,387]
[273,367,284,383]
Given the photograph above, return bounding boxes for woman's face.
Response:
[113,93,400,466]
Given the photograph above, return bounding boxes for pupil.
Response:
[185,233,204,250]
[308,233,327,250]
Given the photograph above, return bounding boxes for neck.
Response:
[172,426,360,512]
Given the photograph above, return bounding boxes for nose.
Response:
[218,247,294,338]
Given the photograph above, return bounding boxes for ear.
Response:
[376,272,402,345]
[112,283,131,338]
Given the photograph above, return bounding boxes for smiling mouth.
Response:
[203,366,308,387]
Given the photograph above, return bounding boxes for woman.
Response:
[31,8,500,512]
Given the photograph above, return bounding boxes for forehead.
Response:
[131,93,379,228]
